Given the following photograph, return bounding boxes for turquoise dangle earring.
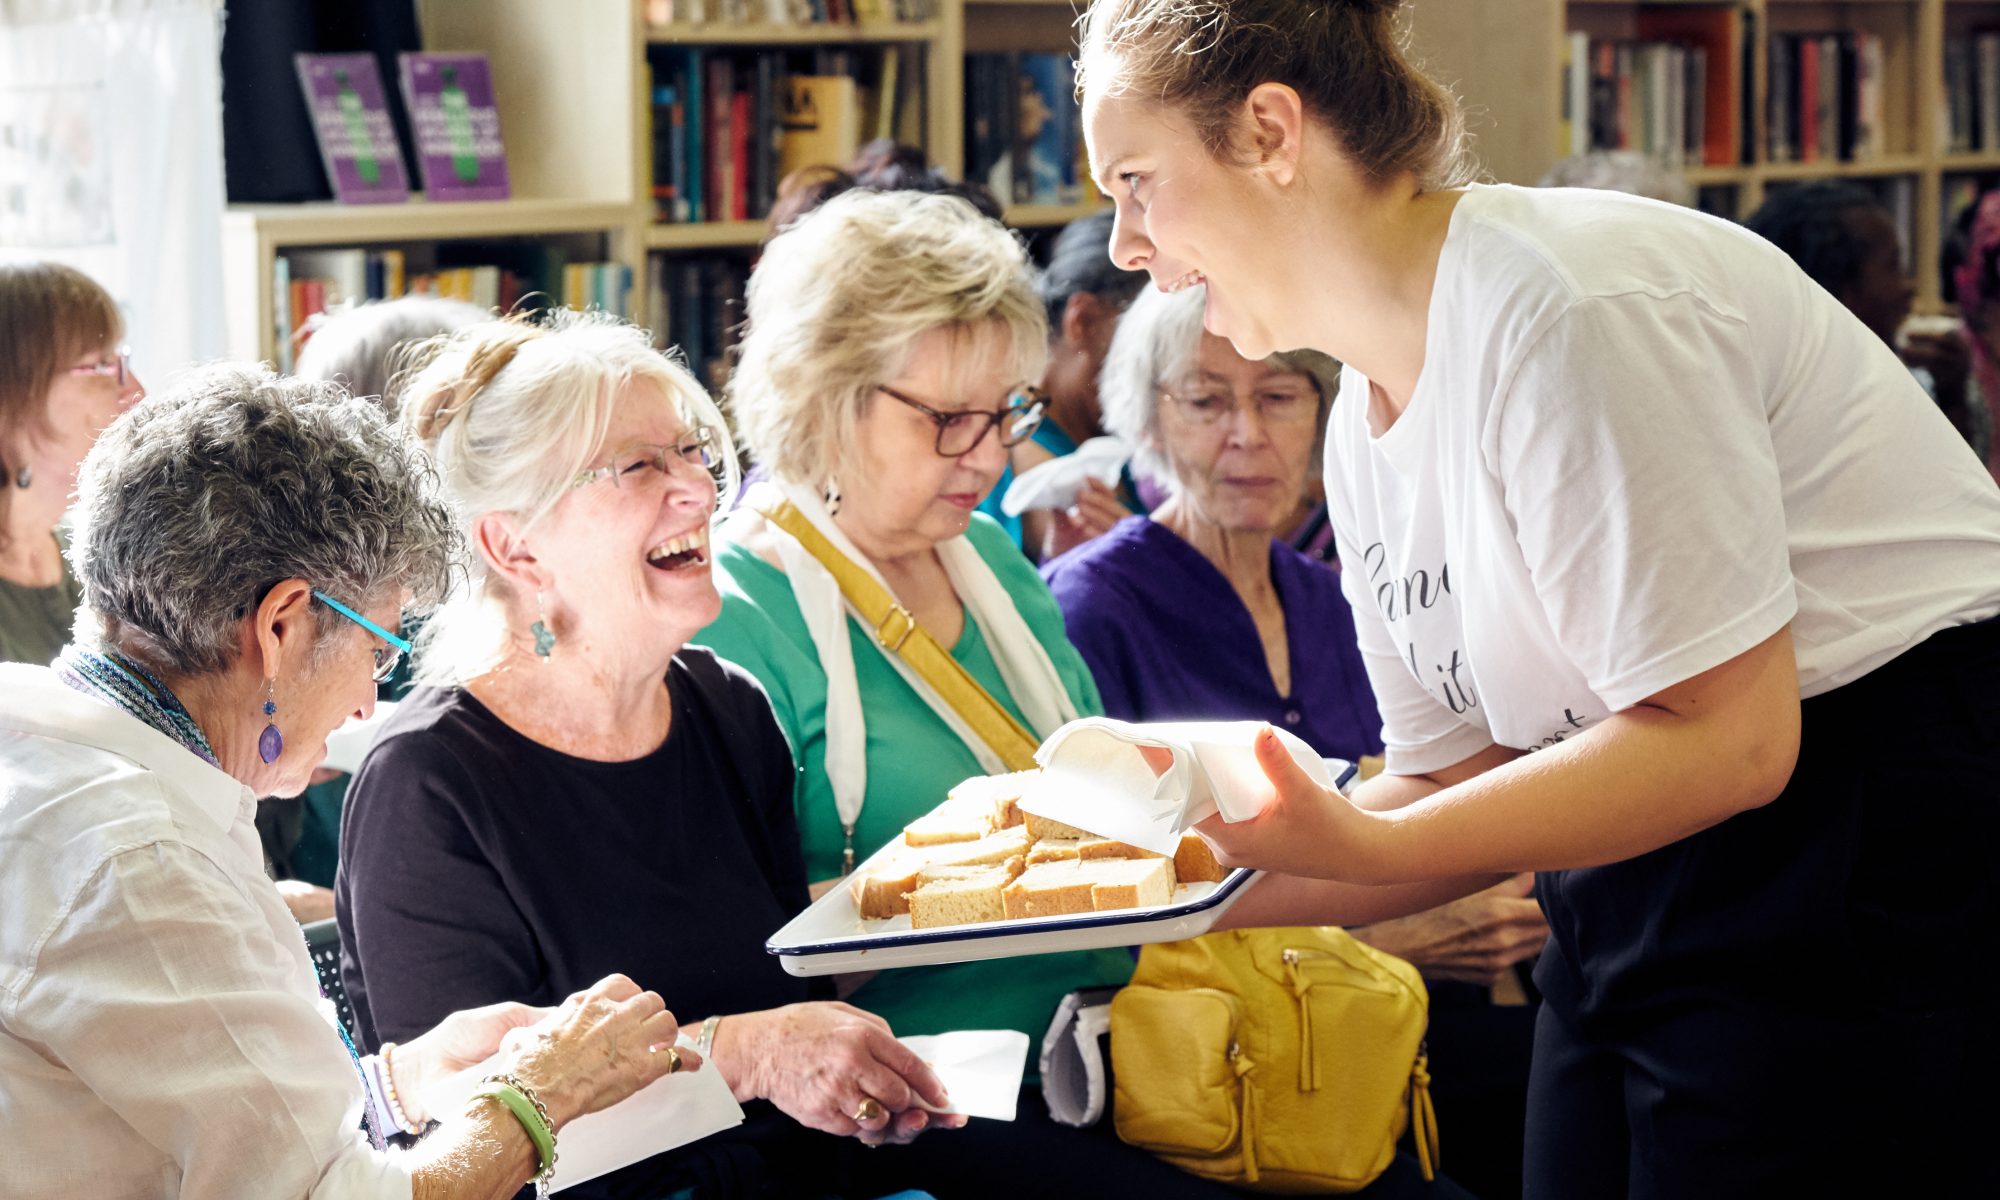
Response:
[258,679,284,763]
[530,592,556,659]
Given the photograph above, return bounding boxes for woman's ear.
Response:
[249,579,317,683]
[1243,82,1307,186]
[472,510,547,595]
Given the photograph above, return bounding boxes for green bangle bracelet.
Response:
[474,1074,557,1189]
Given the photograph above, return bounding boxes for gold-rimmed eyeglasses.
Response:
[1160,382,1319,428]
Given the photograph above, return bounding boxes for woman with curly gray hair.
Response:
[0,363,698,1199]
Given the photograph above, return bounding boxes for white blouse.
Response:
[0,664,413,1199]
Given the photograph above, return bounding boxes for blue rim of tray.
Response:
[766,759,1355,958]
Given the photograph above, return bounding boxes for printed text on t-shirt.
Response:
[1364,541,1481,715]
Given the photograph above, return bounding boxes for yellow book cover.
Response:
[779,76,861,182]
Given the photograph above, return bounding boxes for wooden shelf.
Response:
[965,0,1084,6]
[1940,150,2000,171]
[646,20,943,46]
[1759,154,1928,180]
[225,198,635,248]
[645,220,768,249]
[1684,165,1755,185]
[1003,201,1107,227]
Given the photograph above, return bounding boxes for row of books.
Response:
[1943,34,2000,156]
[966,53,1086,207]
[644,0,938,25]
[649,46,924,224]
[1767,33,1890,166]
[1561,8,1747,168]
[645,252,750,391]
[273,248,631,373]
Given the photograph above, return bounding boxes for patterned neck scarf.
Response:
[55,645,221,768]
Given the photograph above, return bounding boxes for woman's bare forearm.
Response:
[408,1097,539,1200]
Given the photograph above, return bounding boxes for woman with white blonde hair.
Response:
[696,190,1455,1195]
[336,311,961,1199]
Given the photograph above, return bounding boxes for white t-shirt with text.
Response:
[1328,184,2000,774]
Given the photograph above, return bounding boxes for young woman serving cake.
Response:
[1076,0,2000,1194]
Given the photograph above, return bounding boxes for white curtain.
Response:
[0,0,227,379]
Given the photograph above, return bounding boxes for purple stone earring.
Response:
[258,680,284,764]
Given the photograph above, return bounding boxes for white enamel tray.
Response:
[764,759,1354,977]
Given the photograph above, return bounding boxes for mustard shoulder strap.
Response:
[754,498,1042,772]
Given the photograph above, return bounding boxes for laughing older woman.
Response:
[0,364,690,1200]
[335,312,959,1200]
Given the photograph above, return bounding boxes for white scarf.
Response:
[736,480,1079,851]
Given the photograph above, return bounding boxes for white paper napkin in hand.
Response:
[1017,718,1340,856]
[898,1030,1030,1121]
[550,1052,745,1192]
[999,436,1130,517]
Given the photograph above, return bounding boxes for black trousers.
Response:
[1524,617,2000,1199]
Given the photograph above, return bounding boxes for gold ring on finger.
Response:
[853,1096,884,1124]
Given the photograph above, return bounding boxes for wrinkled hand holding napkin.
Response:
[1016,718,1337,856]
[999,436,1130,517]
[900,1030,1030,1121]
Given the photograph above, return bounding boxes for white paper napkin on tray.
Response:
[1016,718,1337,856]
[900,1030,1030,1121]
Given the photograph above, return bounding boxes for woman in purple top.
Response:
[1044,283,1548,1200]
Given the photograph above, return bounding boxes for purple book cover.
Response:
[397,53,511,201]
[294,53,411,204]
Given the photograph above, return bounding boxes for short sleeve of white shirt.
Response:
[1490,290,1798,709]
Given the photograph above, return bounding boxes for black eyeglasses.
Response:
[877,384,1048,458]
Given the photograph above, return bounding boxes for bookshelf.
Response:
[1409,0,2000,308]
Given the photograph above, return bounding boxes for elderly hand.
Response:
[1347,874,1549,986]
[1041,477,1127,561]
[719,1001,964,1146]
[397,999,552,1127]
[494,974,695,1128]
[1191,726,1398,883]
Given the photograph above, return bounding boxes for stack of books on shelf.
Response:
[966,53,1086,207]
[644,0,940,29]
[1766,32,1888,165]
[1561,8,1747,169]
[276,247,631,373]
[1943,32,2000,157]
[650,45,924,223]
[645,253,749,391]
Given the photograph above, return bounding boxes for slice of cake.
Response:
[902,794,997,847]
[1002,861,1101,919]
[907,864,1011,929]
[1085,857,1176,912]
[1174,832,1228,884]
[948,769,1039,831]
[1024,811,1097,842]
[849,852,927,919]
[1075,836,1161,861]
[921,824,1032,868]
[1025,838,1082,864]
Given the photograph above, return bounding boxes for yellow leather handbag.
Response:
[1110,927,1439,1193]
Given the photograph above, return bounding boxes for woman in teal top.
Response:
[695,189,1133,1046]
[702,512,1129,1039]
